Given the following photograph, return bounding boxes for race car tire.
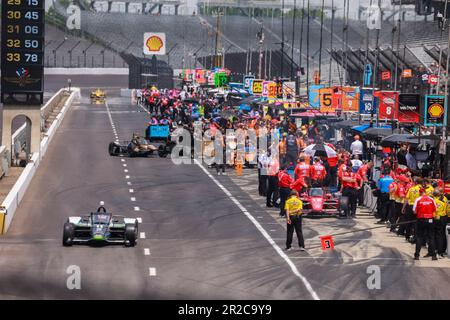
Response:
[158,145,168,158]
[124,224,137,247]
[108,142,117,156]
[63,223,75,246]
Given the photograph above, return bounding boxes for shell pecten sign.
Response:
[143,32,166,55]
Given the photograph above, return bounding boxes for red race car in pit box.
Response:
[299,188,346,217]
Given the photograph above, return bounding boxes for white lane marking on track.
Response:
[140,232,146,239]
[123,164,127,167]
[125,175,130,179]
[136,217,142,223]
[144,248,151,256]
[149,268,157,276]
[121,159,125,162]
[194,159,320,300]
[124,169,128,173]
[129,189,134,193]
[131,197,136,202]
[134,206,140,211]
[127,181,132,185]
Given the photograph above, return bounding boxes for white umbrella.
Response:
[303,144,337,158]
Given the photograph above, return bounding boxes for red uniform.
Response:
[357,164,369,181]
[413,195,436,219]
[278,171,293,188]
[291,176,307,193]
[396,182,407,199]
[341,172,362,189]
[294,162,311,179]
[327,156,338,167]
[310,163,326,181]
[338,164,346,182]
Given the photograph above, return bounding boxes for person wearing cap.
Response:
[433,189,448,258]
[285,190,305,251]
[294,156,311,188]
[278,165,294,217]
[310,157,326,187]
[357,160,373,206]
[401,177,422,242]
[377,170,394,224]
[341,165,362,218]
[413,187,437,260]
[389,175,408,233]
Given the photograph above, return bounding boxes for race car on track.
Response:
[62,203,138,247]
[90,89,106,104]
[108,134,164,157]
[299,188,345,217]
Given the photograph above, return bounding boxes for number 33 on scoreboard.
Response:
[6,52,20,62]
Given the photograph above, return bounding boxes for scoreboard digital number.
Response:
[1,0,45,105]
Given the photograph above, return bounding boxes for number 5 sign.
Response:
[319,88,334,113]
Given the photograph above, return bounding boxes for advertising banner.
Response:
[252,79,264,95]
[267,82,278,99]
[308,84,325,109]
[375,91,398,120]
[282,81,296,101]
[424,95,446,127]
[143,32,166,55]
[341,87,360,112]
[214,72,228,87]
[195,69,206,84]
[359,88,377,115]
[319,87,335,113]
[247,79,255,94]
[207,70,215,86]
[398,93,420,123]
[332,86,342,110]
[243,75,255,89]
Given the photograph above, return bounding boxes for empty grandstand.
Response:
[41,0,450,90]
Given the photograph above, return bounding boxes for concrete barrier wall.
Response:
[45,68,129,75]
[41,88,65,127]
[0,88,80,234]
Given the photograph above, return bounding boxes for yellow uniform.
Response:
[434,197,447,219]
[446,196,450,217]
[285,197,303,216]
[425,185,435,196]
[405,184,421,206]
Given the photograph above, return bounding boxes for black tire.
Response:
[108,142,117,156]
[124,224,137,247]
[158,145,168,158]
[63,222,75,246]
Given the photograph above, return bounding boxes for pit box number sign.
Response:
[1,0,45,105]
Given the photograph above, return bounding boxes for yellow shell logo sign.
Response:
[146,36,163,52]
[429,103,444,118]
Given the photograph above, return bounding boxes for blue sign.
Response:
[150,125,169,138]
[359,88,377,115]
[364,64,373,86]
[308,84,325,109]
[243,75,255,90]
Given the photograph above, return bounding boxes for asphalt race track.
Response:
[0,86,450,299]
